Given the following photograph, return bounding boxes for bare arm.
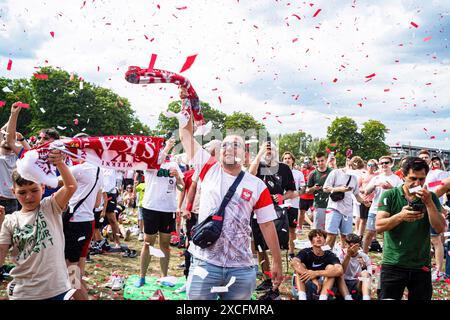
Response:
[0,244,9,268]
[315,264,344,278]
[248,145,266,176]
[417,188,446,234]
[178,112,201,162]
[5,102,24,156]
[49,150,77,210]
[376,206,425,233]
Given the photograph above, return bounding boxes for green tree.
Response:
[306,137,330,158]
[359,120,390,161]
[156,101,227,136]
[326,117,362,166]
[278,132,310,160]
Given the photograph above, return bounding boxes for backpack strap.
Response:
[214,171,245,219]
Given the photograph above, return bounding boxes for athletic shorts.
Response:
[142,207,176,235]
[287,207,299,228]
[360,204,370,220]
[94,209,103,229]
[312,208,326,231]
[345,279,363,300]
[299,198,314,211]
[64,221,94,263]
[105,192,118,213]
[325,209,353,235]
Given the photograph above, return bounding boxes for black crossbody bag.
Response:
[191,171,245,249]
[62,167,100,227]
[329,175,352,202]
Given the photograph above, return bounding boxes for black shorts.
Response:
[94,209,103,229]
[287,207,299,228]
[142,207,176,235]
[299,198,314,211]
[105,192,118,213]
[345,280,362,300]
[360,204,370,219]
[64,221,94,263]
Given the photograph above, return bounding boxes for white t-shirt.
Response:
[102,169,118,194]
[0,153,18,199]
[426,169,450,204]
[338,249,372,281]
[367,173,403,214]
[0,196,71,300]
[284,169,305,209]
[69,162,104,222]
[142,162,184,213]
[324,169,360,216]
[124,170,134,180]
[188,148,277,268]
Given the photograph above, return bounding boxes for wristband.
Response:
[186,202,193,212]
[277,194,283,205]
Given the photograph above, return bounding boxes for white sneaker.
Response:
[105,274,117,288]
[432,271,445,282]
[138,232,144,241]
[175,284,186,293]
[112,275,124,291]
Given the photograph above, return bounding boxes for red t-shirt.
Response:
[300,167,315,200]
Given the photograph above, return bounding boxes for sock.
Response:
[298,291,307,300]
[319,294,328,300]
[363,295,371,300]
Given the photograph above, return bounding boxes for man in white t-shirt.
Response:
[323,168,369,249]
[362,156,403,253]
[178,107,282,300]
[60,134,104,300]
[102,168,122,248]
[135,138,185,288]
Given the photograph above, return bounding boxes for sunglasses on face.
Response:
[367,164,376,167]
[221,141,243,149]
[379,161,391,165]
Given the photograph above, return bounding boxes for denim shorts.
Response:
[312,208,326,231]
[366,212,377,232]
[325,209,353,235]
[186,257,257,300]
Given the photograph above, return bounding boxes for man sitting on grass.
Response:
[290,229,343,300]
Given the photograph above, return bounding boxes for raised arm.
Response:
[48,149,78,210]
[178,109,201,162]
[6,102,25,156]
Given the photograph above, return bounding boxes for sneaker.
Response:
[138,232,144,241]
[175,284,186,293]
[105,274,117,288]
[256,279,273,292]
[134,277,145,288]
[258,288,281,300]
[112,275,124,291]
[432,271,445,282]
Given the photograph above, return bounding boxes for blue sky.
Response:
[0,0,449,149]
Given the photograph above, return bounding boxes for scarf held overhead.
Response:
[16,136,165,188]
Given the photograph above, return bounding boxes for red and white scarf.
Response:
[16,135,165,188]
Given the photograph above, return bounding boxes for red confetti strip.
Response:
[0,101,5,107]
[313,9,321,17]
[50,31,55,38]
[17,103,30,109]
[34,74,48,79]
[425,82,432,85]
[365,73,376,78]
[423,36,432,42]
[157,4,160,9]
[264,271,272,278]
[253,25,259,29]
[333,78,338,83]
[327,289,335,296]
[97,66,100,72]
[421,266,430,272]
[7,59,12,71]
[411,21,419,28]
[148,53,157,70]
[292,38,298,43]
[357,103,363,107]
[292,14,301,20]
[384,89,390,92]
[176,6,187,10]
[80,1,86,9]
[73,119,79,125]
[351,290,357,294]
[179,54,198,73]
[218,96,222,104]
[430,136,436,139]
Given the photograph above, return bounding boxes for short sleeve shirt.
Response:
[324,169,360,216]
[296,247,341,270]
[307,168,333,208]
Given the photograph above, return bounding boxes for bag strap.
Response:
[215,171,245,219]
[66,167,100,220]
[345,174,352,187]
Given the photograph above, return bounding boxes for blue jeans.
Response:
[186,257,257,300]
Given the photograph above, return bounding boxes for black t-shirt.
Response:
[256,162,296,206]
[296,247,341,271]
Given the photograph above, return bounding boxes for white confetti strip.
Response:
[2,87,12,93]
[409,186,422,194]
[321,245,331,251]
[149,246,165,258]
[40,107,46,113]
[210,276,236,293]
[192,266,209,279]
